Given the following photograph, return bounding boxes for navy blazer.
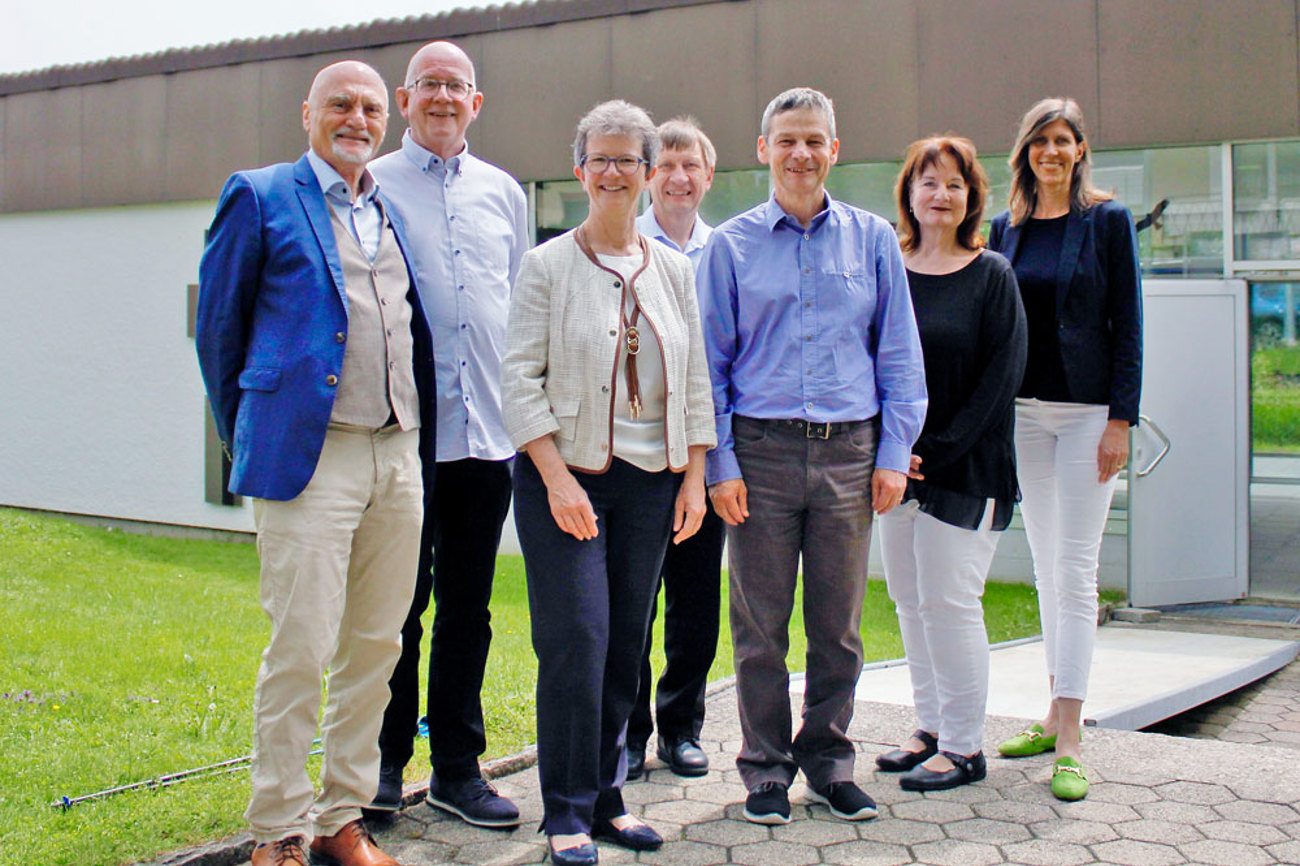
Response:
[988,199,1142,424]
[195,154,437,501]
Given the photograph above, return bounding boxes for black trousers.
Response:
[515,454,679,836]
[377,457,513,780]
[627,503,724,748]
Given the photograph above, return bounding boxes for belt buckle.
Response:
[806,421,831,440]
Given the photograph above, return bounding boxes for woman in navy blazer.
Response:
[986,97,1141,802]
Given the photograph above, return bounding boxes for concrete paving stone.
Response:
[1177,838,1279,866]
[1228,721,1276,734]
[864,781,925,807]
[448,840,545,866]
[683,817,770,846]
[972,800,1058,824]
[1200,819,1289,845]
[683,780,747,805]
[999,838,1095,866]
[620,781,684,805]
[984,765,1033,786]
[1049,800,1141,824]
[1089,838,1184,866]
[1002,779,1066,806]
[1088,781,1161,806]
[1113,817,1205,844]
[419,818,526,846]
[1133,800,1220,824]
[921,782,1004,805]
[856,814,946,845]
[729,839,821,866]
[1265,838,1300,862]
[380,838,459,865]
[642,797,724,825]
[1257,728,1300,743]
[772,817,858,846]
[1218,730,1271,744]
[1214,798,1300,824]
[889,798,976,823]
[1279,820,1300,839]
[820,839,913,866]
[909,838,1003,866]
[637,839,729,866]
[1028,818,1121,845]
[1153,780,1238,806]
[1272,719,1300,732]
[943,817,1033,844]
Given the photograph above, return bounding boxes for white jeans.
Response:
[1014,400,1116,702]
[879,499,1000,756]
[246,425,422,843]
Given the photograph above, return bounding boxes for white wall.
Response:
[0,201,255,532]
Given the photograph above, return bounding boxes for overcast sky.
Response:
[2,0,474,75]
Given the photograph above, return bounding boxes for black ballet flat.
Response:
[875,729,938,773]
[899,750,987,792]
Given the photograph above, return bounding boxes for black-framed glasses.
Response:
[406,78,474,100]
[580,154,649,175]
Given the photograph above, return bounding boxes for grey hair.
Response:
[761,87,836,141]
[573,100,659,171]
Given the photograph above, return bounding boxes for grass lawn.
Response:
[0,506,1076,866]
[1253,345,1300,453]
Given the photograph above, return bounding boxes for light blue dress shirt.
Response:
[306,150,382,260]
[636,207,712,271]
[698,194,927,484]
[369,131,530,462]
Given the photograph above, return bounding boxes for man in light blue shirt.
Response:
[627,118,722,782]
[698,88,927,826]
[366,40,529,828]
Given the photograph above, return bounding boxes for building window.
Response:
[1234,141,1300,263]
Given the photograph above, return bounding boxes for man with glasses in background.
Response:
[366,40,529,829]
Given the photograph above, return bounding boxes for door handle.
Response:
[1133,414,1171,478]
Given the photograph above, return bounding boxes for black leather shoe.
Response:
[656,736,709,777]
[875,729,938,772]
[899,750,987,791]
[592,816,663,851]
[626,744,646,781]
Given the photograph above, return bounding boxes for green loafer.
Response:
[996,723,1057,757]
[1051,756,1089,801]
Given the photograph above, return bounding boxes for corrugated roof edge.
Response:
[0,0,724,96]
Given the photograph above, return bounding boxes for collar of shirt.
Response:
[636,207,712,259]
[762,191,835,234]
[305,149,379,207]
[399,129,469,178]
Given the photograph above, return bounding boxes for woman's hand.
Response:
[908,454,924,480]
[524,435,599,540]
[672,445,709,544]
[1097,419,1130,482]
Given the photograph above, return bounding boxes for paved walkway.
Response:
[173,621,1300,866]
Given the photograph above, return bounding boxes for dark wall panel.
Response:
[165,65,263,201]
[916,0,1099,158]
[4,89,82,211]
[610,2,758,172]
[1098,0,1299,146]
[255,52,353,168]
[81,77,168,207]
[754,0,920,165]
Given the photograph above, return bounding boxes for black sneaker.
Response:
[365,763,404,812]
[806,781,878,821]
[743,781,791,825]
[425,773,522,828]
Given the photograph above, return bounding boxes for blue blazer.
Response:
[988,199,1142,424]
[195,154,437,501]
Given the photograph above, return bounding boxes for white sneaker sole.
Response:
[425,793,523,828]
[804,789,878,821]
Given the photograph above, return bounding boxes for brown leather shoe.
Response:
[250,835,308,866]
[308,819,399,866]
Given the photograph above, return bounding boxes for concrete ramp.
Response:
[791,623,1300,730]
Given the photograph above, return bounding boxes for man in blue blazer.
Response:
[195,60,435,866]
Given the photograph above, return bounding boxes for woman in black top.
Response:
[874,136,1026,792]
[987,98,1142,802]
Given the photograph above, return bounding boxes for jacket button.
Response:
[335,332,345,343]
[614,281,622,288]
[609,329,617,337]
[601,384,610,393]
[326,375,339,386]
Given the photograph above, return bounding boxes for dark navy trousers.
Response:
[514,454,680,835]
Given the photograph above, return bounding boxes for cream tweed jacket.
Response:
[501,230,717,472]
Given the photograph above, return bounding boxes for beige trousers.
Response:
[246,425,422,843]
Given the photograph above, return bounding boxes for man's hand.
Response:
[872,468,907,515]
[708,479,749,526]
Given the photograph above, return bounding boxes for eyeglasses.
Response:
[580,154,649,175]
[406,78,474,100]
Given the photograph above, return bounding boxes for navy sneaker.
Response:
[366,763,404,812]
[425,773,521,828]
[743,781,791,825]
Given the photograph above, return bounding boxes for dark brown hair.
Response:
[1007,97,1112,225]
[895,135,988,253]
